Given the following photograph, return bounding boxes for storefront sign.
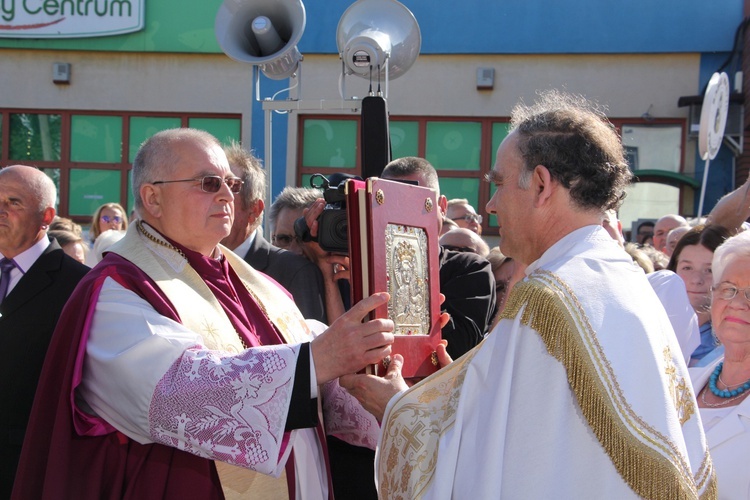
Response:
[0,0,144,38]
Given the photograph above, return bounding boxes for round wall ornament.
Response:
[698,72,730,161]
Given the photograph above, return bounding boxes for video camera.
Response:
[294,173,362,254]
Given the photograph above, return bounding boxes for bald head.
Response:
[665,225,690,257]
[0,165,57,258]
[1,165,56,211]
[439,228,490,257]
[654,214,688,253]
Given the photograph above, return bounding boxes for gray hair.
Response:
[268,186,323,231]
[510,91,632,212]
[447,198,470,208]
[224,140,265,210]
[712,229,750,285]
[131,128,221,212]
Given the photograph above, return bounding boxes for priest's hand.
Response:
[432,339,453,368]
[312,292,395,385]
[340,354,409,422]
[339,339,452,421]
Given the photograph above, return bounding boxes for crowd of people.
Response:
[2,90,749,499]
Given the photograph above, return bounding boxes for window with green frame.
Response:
[298,115,509,232]
[298,116,686,233]
[0,110,241,222]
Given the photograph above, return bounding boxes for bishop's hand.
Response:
[311,292,394,385]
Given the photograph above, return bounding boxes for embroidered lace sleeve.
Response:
[150,344,298,473]
[322,378,381,449]
[80,277,300,474]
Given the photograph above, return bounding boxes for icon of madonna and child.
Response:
[385,225,431,336]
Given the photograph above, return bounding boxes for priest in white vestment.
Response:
[342,92,716,499]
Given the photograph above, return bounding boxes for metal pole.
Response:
[697,158,711,218]
[260,98,362,241]
[263,105,273,240]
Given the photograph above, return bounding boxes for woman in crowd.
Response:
[690,229,750,498]
[48,229,87,265]
[49,215,84,238]
[667,224,730,365]
[624,242,654,274]
[89,202,128,245]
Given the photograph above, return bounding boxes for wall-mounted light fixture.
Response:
[53,63,71,84]
[476,67,494,90]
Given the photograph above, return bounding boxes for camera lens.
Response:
[319,210,349,254]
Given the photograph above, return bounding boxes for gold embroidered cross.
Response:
[400,421,425,457]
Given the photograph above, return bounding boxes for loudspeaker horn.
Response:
[336,0,421,81]
[215,0,306,80]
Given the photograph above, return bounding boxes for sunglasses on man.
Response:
[152,175,243,194]
[452,213,483,224]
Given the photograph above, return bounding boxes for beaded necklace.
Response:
[708,362,750,398]
[700,385,749,408]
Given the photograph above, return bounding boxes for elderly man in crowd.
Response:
[439,227,491,258]
[12,129,393,500]
[268,186,349,325]
[446,198,483,235]
[343,92,716,499]
[220,142,328,324]
[0,166,90,498]
[380,157,497,359]
[268,186,322,256]
[667,225,691,256]
[654,214,689,254]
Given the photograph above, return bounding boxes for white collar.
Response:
[233,228,257,259]
[525,225,606,277]
[1,236,50,273]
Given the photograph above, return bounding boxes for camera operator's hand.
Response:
[302,198,349,322]
[327,254,350,282]
[303,198,326,240]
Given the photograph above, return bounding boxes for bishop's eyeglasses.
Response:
[152,175,243,194]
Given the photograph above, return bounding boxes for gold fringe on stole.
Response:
[501,276,714,500]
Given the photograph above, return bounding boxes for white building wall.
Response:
[0,49,257,146]
[0,49,701,184]
[285,53,701,177]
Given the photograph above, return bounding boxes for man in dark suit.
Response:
[382,157,497,359]
[312,157,498,500]
[221,143,328,323]
[0,165,90,498]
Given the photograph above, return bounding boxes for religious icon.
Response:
[385,224,430,336]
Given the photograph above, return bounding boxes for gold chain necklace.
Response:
[700,385,749,408]
[136,220,252,349]
[136,220,187,261]
[719,372,747,389]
